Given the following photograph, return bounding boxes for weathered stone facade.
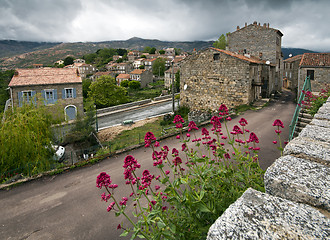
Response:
[8,68,84,121]
[180,48,266,112]
[283,54,302,90]
[298,53,330,95]
[228,22,283,92]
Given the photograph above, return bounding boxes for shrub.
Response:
[128,80,141,90]
[96,104,267,239]
[301,87,330,116]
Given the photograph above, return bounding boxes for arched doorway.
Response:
[65,105,77,121]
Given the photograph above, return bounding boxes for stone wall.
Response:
[298,67,330,95]
[207,98,330,239]
[180,48,255,112]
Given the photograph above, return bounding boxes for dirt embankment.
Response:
[97,117,160,142]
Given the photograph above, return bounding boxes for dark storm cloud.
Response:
[0,0,329,51]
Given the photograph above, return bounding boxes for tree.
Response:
[213,34,228,50]
[175,70,180,92]
[143,46,151,53]
[64,56,74,66]
[0,104,58,179]
[174,48,182,55]
[152,58,166,77]
[139,65,145,69]
[82,78,92,99]
[83,53,97,64]
[149,47,156,54]
[128,80,141,90]
[159,50,165,55]
[88,75,128,108]
[120,80,130,88]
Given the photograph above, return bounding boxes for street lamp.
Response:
[94,104,98,132]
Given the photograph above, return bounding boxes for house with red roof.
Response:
[129,69,153,88]
[180,47,276,112]
[8,68,83,121]
[298,53,330,95]
[116,73,130,85]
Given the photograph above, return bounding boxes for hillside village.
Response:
[3,21,329,123]
[1,21,330,240]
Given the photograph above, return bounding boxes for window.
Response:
[307,70,314,80]
[22,91,33,102]
[42,89,57,105]
[45,90,54,101]
[65,88,73,98]
[213,53,220,60]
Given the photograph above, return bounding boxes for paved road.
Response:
[98,100,179,130]
[0,90,296,240]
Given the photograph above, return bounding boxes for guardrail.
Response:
[289,76,311,141]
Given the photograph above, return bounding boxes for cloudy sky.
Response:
[0,0,329,51]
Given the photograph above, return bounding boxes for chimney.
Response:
[237,25,240,30]
[253,21,257,25]
[259,52,263,60]
[267,23,270,28]
[258,22,260,26]
[14,70,19,76]
[245,22,247,27]
[263,23,267,28]
[76,69,80,76]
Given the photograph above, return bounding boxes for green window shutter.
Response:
[41,90,46,105]
[73,88,76,98]
[18,91,23,107]
[32,91,37,105]
[54,89,58,103]
[62,89,66,99]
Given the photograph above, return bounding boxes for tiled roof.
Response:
[9,68,82,87]
[116,73,130,79]
[231,22,283,36]
[94,71,111,76]
[211,47,264,64]
[130,69,145,74]
[299,53,330,67]
[284,54,303,63]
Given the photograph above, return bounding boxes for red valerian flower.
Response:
[173,115,184,123]
[210,116,222,130]
[173,156,182,166]
[188,121,199,132]
[144,132,156,147]
[231,125,243,135]
[96,172,112,189]
[107,202,115,212]
[273,119,284,128]
[201,128,209,136]
[117,224,121,230]
[249,132,259,143]
[218,104,229,116]
[101,192,111,202]
[239,118,248,127]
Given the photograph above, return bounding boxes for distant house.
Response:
[106,62,132,75]
[164,67,179,89]
[116,73,130,85]
[165,48,175,56]
[180,47,275,112]
[73,63,96,79]
[133,58,145,69]
[8,68,83,121]
[112,55,122,61]
[129,69,153,88]
[298,53,330,96]
[143,58,157,71]
[74,59,85,64]
[55,60,64,65]
[128,50,141,62]
[283,54,303,90]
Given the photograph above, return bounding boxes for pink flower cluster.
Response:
[188,121,199,132]
[96,172,111,189]
[123,155,141,184]
[218,104,229,116]
[173,115,184,128]
[144,131,157,147]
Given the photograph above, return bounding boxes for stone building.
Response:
[8,68,84,121]
[227,21,283,92]
[283,54,303,90]
[129,69,153,88]
[164,67,179,89]
[180,47,275,112]
[298,53,330,95]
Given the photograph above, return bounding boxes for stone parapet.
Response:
[207,97,330,239]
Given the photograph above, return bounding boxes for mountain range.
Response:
[0,37,318,70]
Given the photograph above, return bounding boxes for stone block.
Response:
[283,137,330,165]
[207,188,329,240]
[265,155,330,211]
[299,124,330,143]
[310,118,330,128]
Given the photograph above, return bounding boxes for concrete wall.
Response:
[207,98,330,239]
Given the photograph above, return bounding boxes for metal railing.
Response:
[289,76,311,141]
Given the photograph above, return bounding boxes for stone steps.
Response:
[207,97,330,239]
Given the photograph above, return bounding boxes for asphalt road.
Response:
[0,90,296,240]
[98,100,179,130]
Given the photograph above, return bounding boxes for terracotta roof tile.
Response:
[9,68,82,87]
[211,47,263,64]
[130,69,145,74]
[116,73,130,79]
[299,53,330,67]
[284,54,303,63]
